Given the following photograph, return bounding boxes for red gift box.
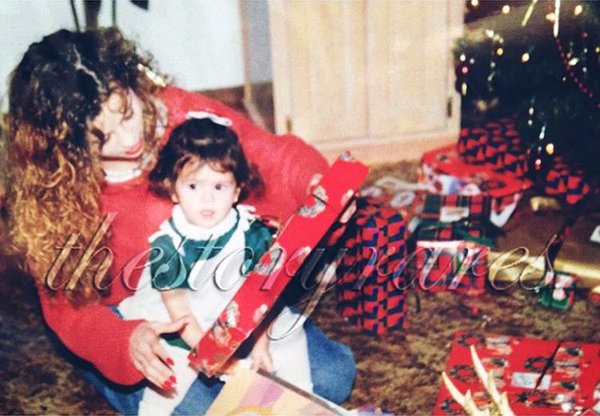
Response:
[335,197,409,335]
[188,154,369,375]
[413,194,495,296]
[421,144,531,228]
[545,157,591,205]
[457,119,527,177]
[434,331,600,415]
[415,240,489,296]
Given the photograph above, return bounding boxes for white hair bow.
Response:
[186,111,233,127]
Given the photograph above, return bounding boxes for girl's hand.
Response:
[129,316,190,390]
[250,332,273,373]
[181,318,205,350]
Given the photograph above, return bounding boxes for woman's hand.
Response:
[129,316,191,390]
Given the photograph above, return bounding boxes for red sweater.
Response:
[38,87,328,385]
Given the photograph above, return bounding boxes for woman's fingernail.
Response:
[169,375,177,384]
[163,381,173,390]
[166,358,175,366]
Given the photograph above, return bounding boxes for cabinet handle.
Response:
[447,97,453,118]
[285,116,293,134]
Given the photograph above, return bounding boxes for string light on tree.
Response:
[522,0,538,27]
[452,0,600,184]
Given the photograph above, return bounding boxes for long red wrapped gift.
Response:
[188,153,369,375]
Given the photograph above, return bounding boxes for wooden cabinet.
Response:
[268,1,463,163]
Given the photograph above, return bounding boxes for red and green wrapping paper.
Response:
[421,144,530,228]
[434,331,600,415]
[188,154,369,376]
[414,195,495,295]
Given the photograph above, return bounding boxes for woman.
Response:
[6,27,355,414]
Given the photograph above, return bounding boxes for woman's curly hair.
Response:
[6,27,165,304]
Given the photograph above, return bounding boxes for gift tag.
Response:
[440,206,470,223]
[511,372,551,390]
[590,225,600,244]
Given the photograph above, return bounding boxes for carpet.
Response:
[1,160,600,415]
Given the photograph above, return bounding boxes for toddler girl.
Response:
[117,116,312,415]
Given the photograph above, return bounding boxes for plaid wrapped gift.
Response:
[335,197,408,335]
[414,194,496,295]
[418,194,493,243]
[420,144,531,227]
[457,119,528,178]
[415,240,489,295]
[544,157,591,205]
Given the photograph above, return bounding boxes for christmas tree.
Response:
[454,0,600,184]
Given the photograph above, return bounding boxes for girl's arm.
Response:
[250,327,274,372]
[160,289,204,348]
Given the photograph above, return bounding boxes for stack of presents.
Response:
[351,118,600,414]
[353,118,598,317]
[186,119,600,413]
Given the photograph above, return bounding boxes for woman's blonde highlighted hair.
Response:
[6,27,165,304]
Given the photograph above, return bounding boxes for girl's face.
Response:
[92,88,145,168]
[172,161,241,229]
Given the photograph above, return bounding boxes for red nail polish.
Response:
[169,375,177,383]
[163,381,173,390]
[166,358,175,366]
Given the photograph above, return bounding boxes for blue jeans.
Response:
[84,320,355,415]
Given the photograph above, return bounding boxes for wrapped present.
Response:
[545,157,591,205]
[206,367,346,415]
[189,154,369,375]
[538,271,576,311]
[421,144,531,227]
[488,195,565,287]
[413,195,495,295]
[434,331,600,415]
[457,119,527,177]
[360,175,428,234]
[415,240,489,295]
[336,197,408,335]
[554,213,600,288]
[418,194,494,243]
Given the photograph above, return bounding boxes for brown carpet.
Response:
[1,161,600,415]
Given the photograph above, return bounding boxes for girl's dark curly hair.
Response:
[150,118,263,202]
[6,27,165,304]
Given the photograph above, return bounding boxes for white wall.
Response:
[0,1,79,108]
[99,0,245,90]
[0,0,270,109]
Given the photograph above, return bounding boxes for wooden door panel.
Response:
[270,1,367,143]
[367,1,452,137]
